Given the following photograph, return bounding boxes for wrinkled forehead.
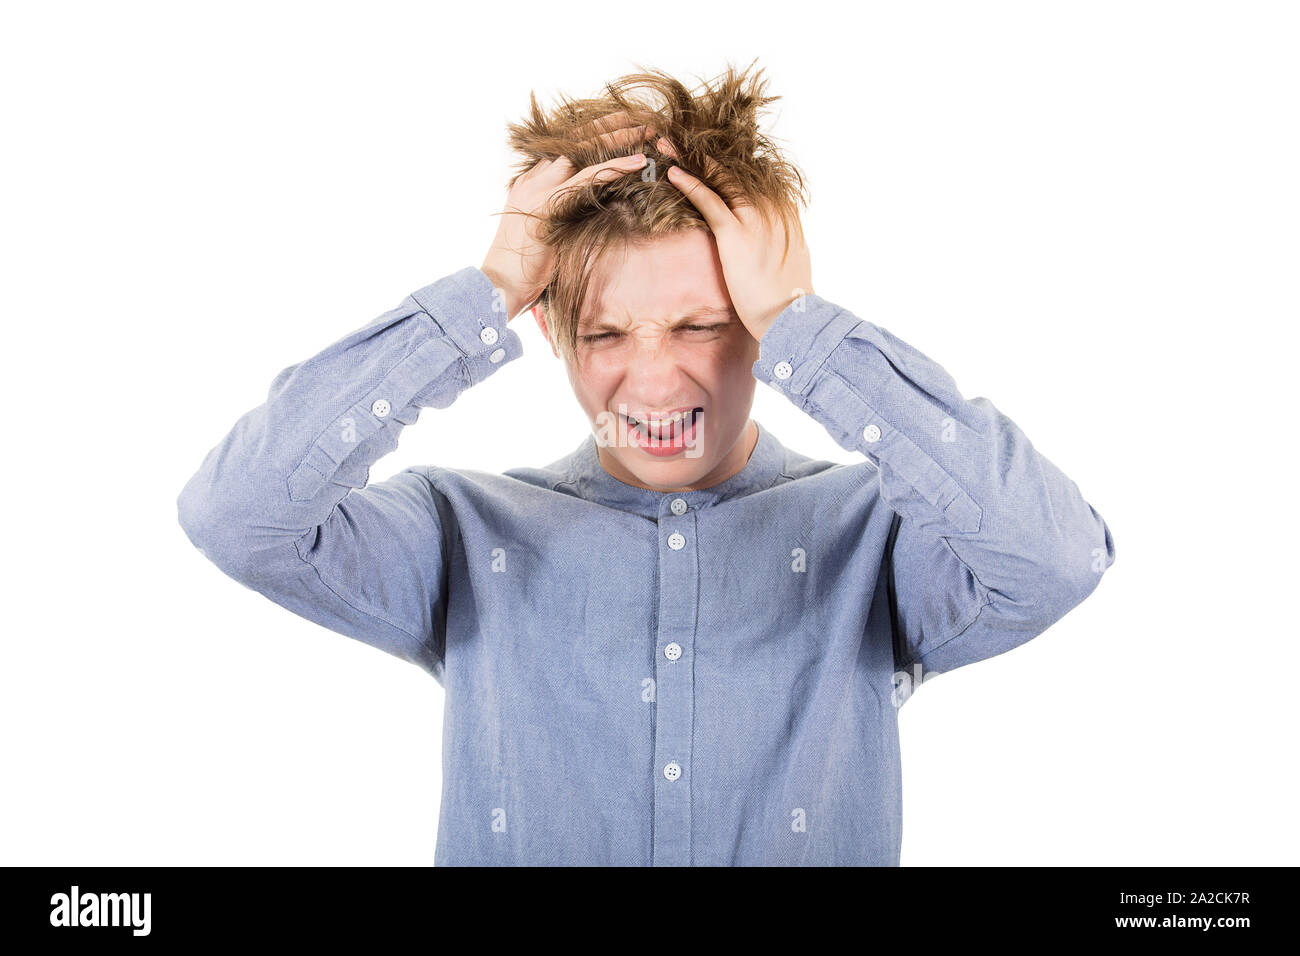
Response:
[579,231,732,328]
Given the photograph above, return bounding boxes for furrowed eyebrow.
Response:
[677,306,737,322]
[577,320,626,333]
[578,307,736,333]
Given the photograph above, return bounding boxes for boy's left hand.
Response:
[660,142,814,341]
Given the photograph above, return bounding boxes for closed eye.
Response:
[579,324,726,344]
[579,327,722,343]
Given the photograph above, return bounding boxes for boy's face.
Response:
[532,228,761,493]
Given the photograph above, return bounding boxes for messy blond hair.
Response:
[501,58,810,360]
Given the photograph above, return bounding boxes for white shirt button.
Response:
[371,399,391,418]
[479,326,499,345]
[667,532,685,550]
[489,348,505,363]
[670,497,688,515]
[862,423,882,443]
[664,642,682,661]
[773,360,793,379]
[663,762,682,781]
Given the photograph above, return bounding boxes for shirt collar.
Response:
[558,419,787,519]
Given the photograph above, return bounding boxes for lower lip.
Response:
[625,412,701,457]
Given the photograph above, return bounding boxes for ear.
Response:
[531,303,560,359]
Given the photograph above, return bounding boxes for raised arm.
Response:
[176,267,522,677]
[660,156,1115,687]
[752,296,1116,682]
[177,114,659,677]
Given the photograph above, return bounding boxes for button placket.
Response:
[653,507,697,866]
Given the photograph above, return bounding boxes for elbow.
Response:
[176,474,252,578]
[177,470,222,549]
[177,470,308,588]
[176,475,213,550]
[1042,508,1116,619]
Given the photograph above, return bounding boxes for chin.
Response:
[628,451,711,482]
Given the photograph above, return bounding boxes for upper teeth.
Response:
[630,410,693,427]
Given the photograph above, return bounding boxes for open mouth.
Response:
[623,407,703,447]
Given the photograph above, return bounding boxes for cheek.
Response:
[567,362,619,412]
[710,342,759,386]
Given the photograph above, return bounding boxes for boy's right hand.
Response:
[480,112,654,321]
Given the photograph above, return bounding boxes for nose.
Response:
[623,331,690,396]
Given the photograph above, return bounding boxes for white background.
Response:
[2,1,1295,865]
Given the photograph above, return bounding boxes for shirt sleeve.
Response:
[752,293,1116,680]
[176,266,523,678]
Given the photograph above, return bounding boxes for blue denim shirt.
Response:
[177,265,1115,866]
